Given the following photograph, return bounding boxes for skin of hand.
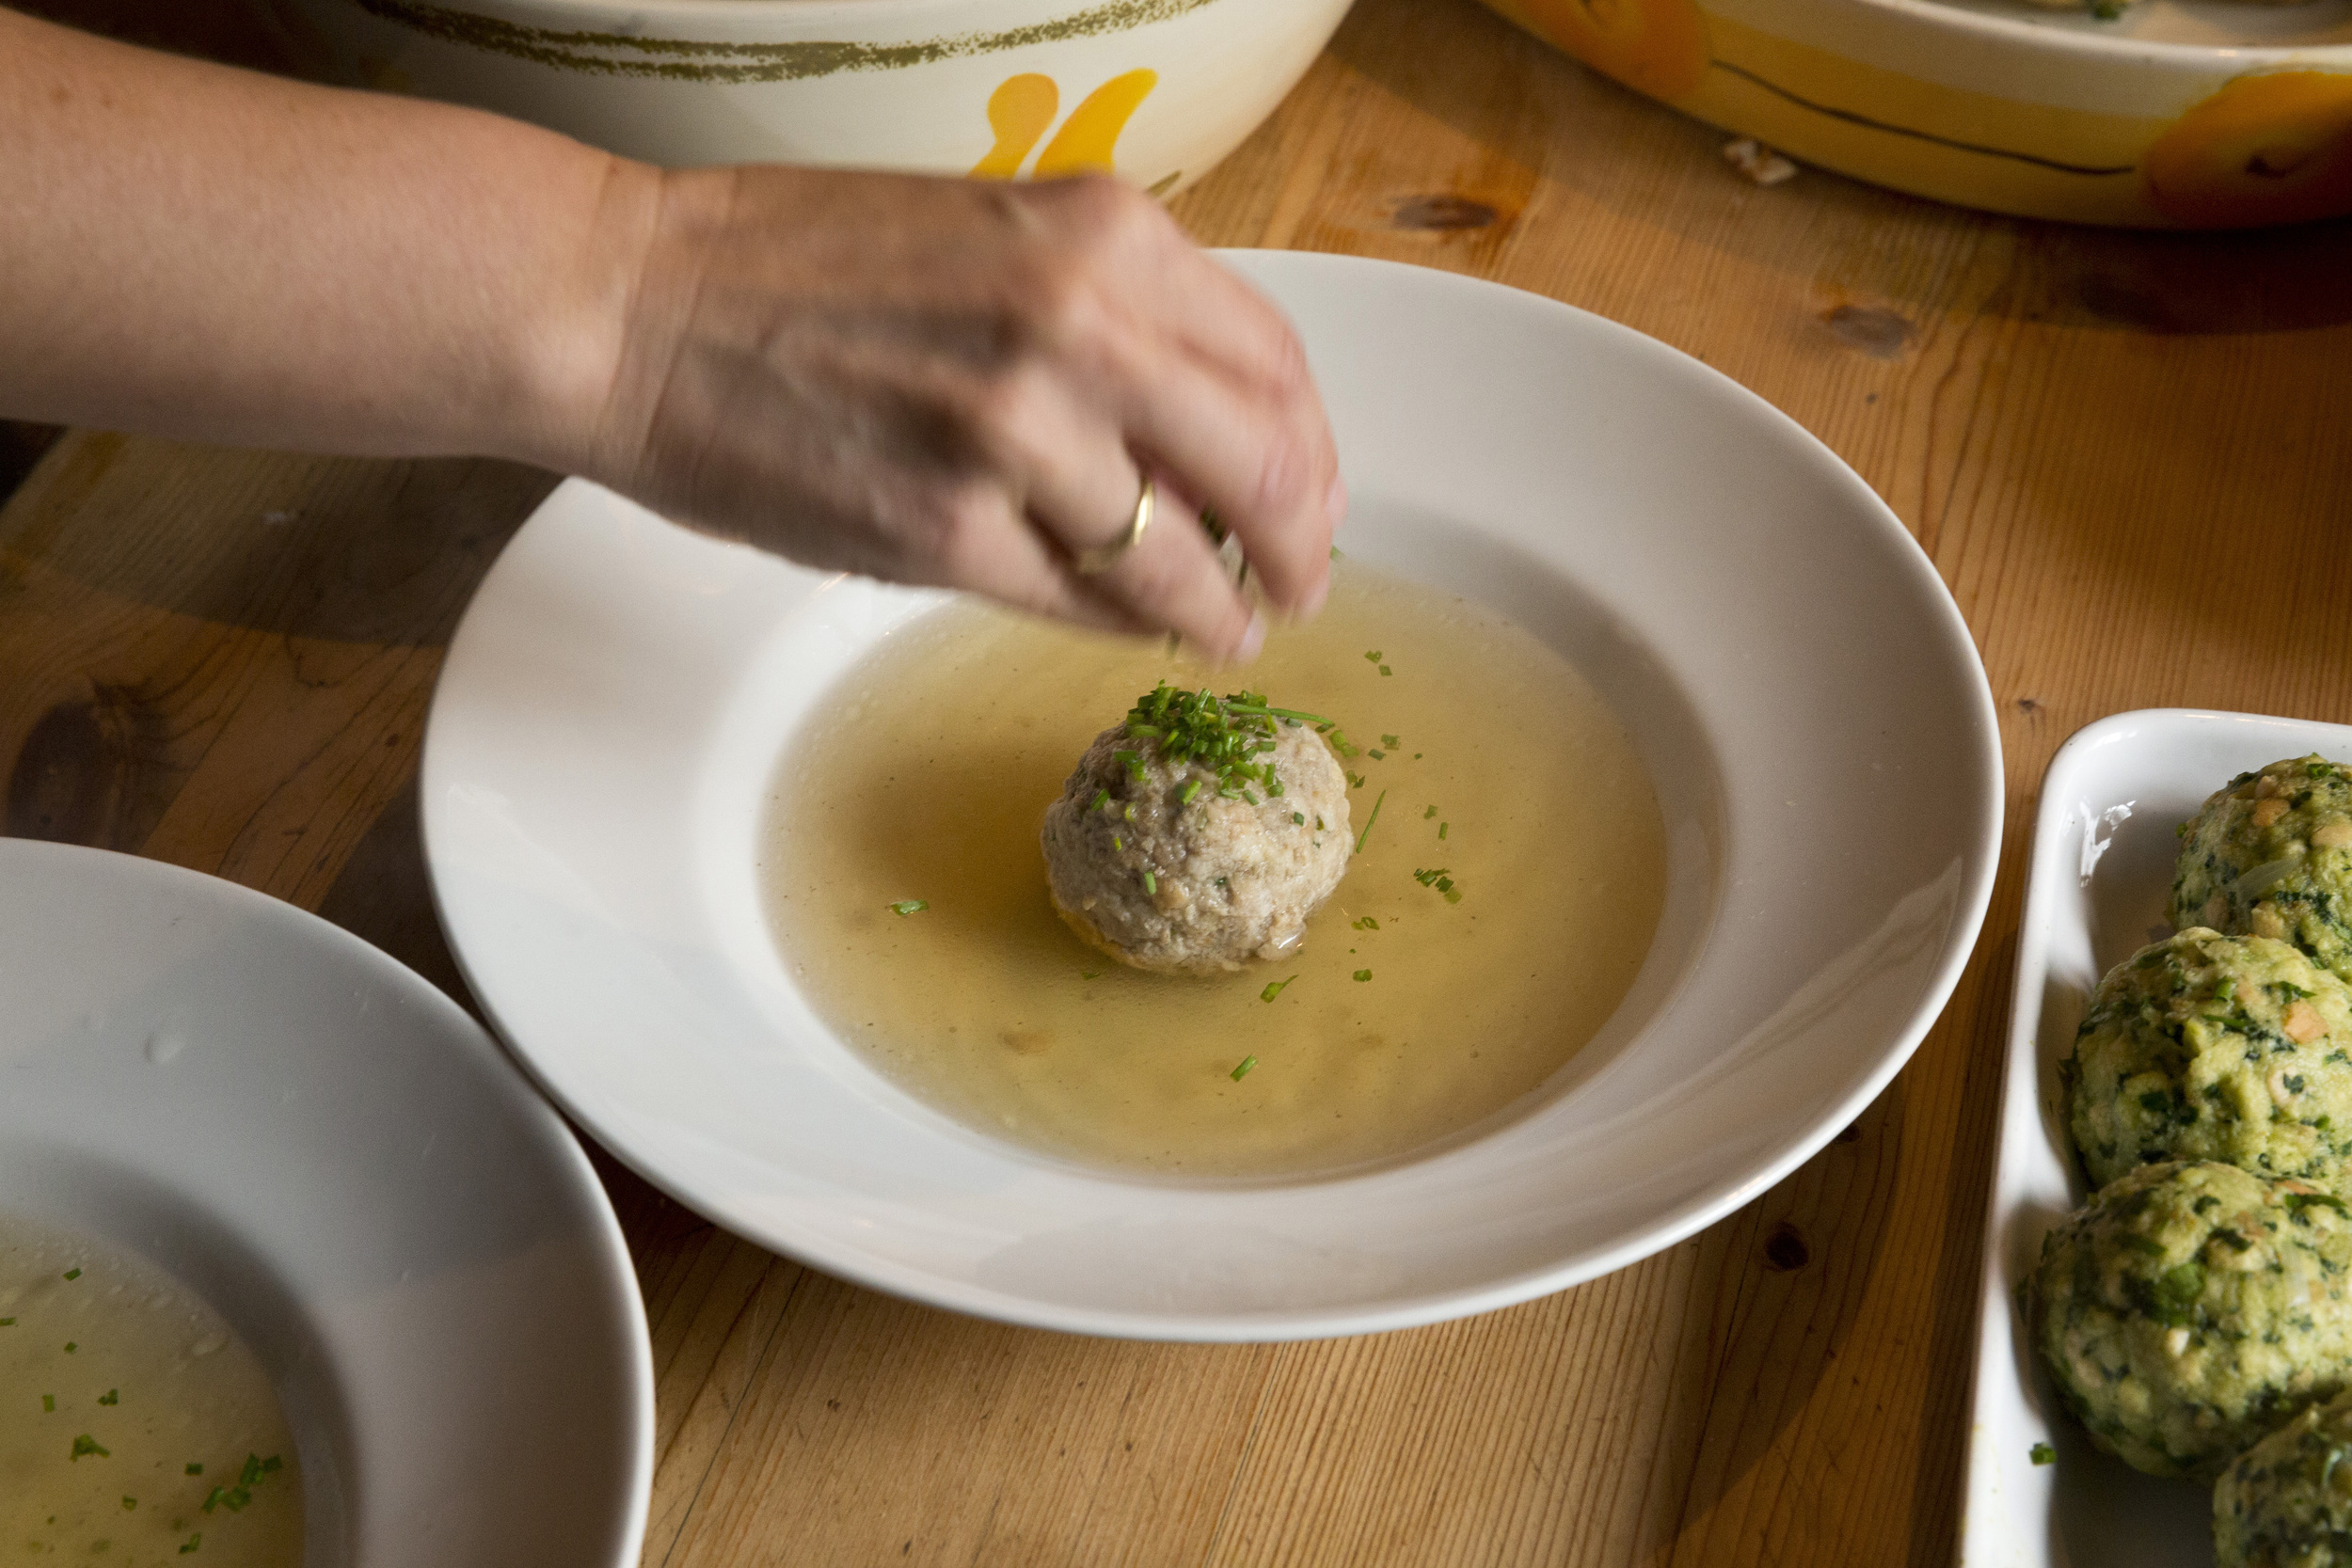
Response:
[0,8,1340,657]
[575,166,1343,656]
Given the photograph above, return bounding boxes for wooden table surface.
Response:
[7,0,2352,1561]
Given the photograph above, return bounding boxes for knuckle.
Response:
[1005,250,1100,358]
[1053,173,1153,244]
[964,361,1059,465]
[1260,323,1313,402]
[1120,546,1192,610]
[1252,432,1311,517]
[1006,180,1163,349]
[918,483,1009,582]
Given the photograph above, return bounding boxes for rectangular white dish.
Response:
[1962,707,2352,1568]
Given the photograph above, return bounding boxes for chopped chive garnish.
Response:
[185,1464,202,1476]
[1353,916,1379,931]
[70,1433,108,1460]
[1142,870,1157,895]
[1435,877,1454,893]
[1314,816,1326,831]
[1261,975,1296,1003]
[1232,1055,1259,1080]
[97,1389,118,1406]
[1081,969,1102,980]
[1381,735,1400,749]
[1438,822,1448,839]
[1368,749,1386,760]
[1114,684,1331,804]
[1179,778,1202,805]
[1378,665,1392,676]
[0,1317,13,1325]
[887,900,928,916]
[1088,787,1109,812]
[1291,812,1305,825]
[42,1395,54,1412]
[2029,1441,2056,1465]
[1444,888,1463,904]
[63,1342,74,1354]
[1123,803,1135,822]
[61,1268,80,1281]
[1353,970,1373,982]
[1423,806,1436,818]
[1346,772,1366,789]
[1356,791,1387,854]
[122,1497,136,1511]
[1242,790,1259,805]
[1112,835,1123,850]
[1364,651,1382,663]
[179,1535,199,1555]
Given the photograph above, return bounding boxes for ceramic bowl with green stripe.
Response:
[267,0,1353,192]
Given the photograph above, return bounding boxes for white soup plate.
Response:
[421,250,2003,1341]
[0,840,652,1566]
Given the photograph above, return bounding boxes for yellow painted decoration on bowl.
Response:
[974,73,1059,179]
[1482,0,1709,103]
[2142,71,2352,230]
[971,69,1159,180]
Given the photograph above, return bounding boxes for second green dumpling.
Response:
[2069,929,2352,1195]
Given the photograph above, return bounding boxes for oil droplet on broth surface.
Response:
[760,565,1667,1179]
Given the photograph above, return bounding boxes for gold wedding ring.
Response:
[1073,475,1153,576]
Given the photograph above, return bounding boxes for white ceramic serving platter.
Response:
[421,249,2002,1341]
[0,840,652,1567]
[1962,708,2352,1568]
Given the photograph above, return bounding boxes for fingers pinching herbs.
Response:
[1006,177,1341,623]
[1071,473,1261,660]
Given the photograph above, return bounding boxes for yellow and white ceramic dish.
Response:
[1480,0,2352,227]
[0,840,653,1566]
[264,0,1354,194]
[421,252,2002,1341]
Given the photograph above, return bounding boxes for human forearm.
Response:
[0,8,644,467]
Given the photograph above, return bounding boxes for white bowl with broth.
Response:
[421,250,2002,1340]
[0,841,651,1565]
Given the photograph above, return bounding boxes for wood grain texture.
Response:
[3,0,2349,1562]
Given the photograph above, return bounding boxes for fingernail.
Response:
[1325,475,1348,531]
[1233,610,1266,663]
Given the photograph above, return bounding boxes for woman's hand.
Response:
[567,166,1342,659]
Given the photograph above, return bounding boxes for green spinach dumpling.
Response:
[2174,757,2352,989]
[2069,929,2352,1195]
[2029,1161,2352,1480]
